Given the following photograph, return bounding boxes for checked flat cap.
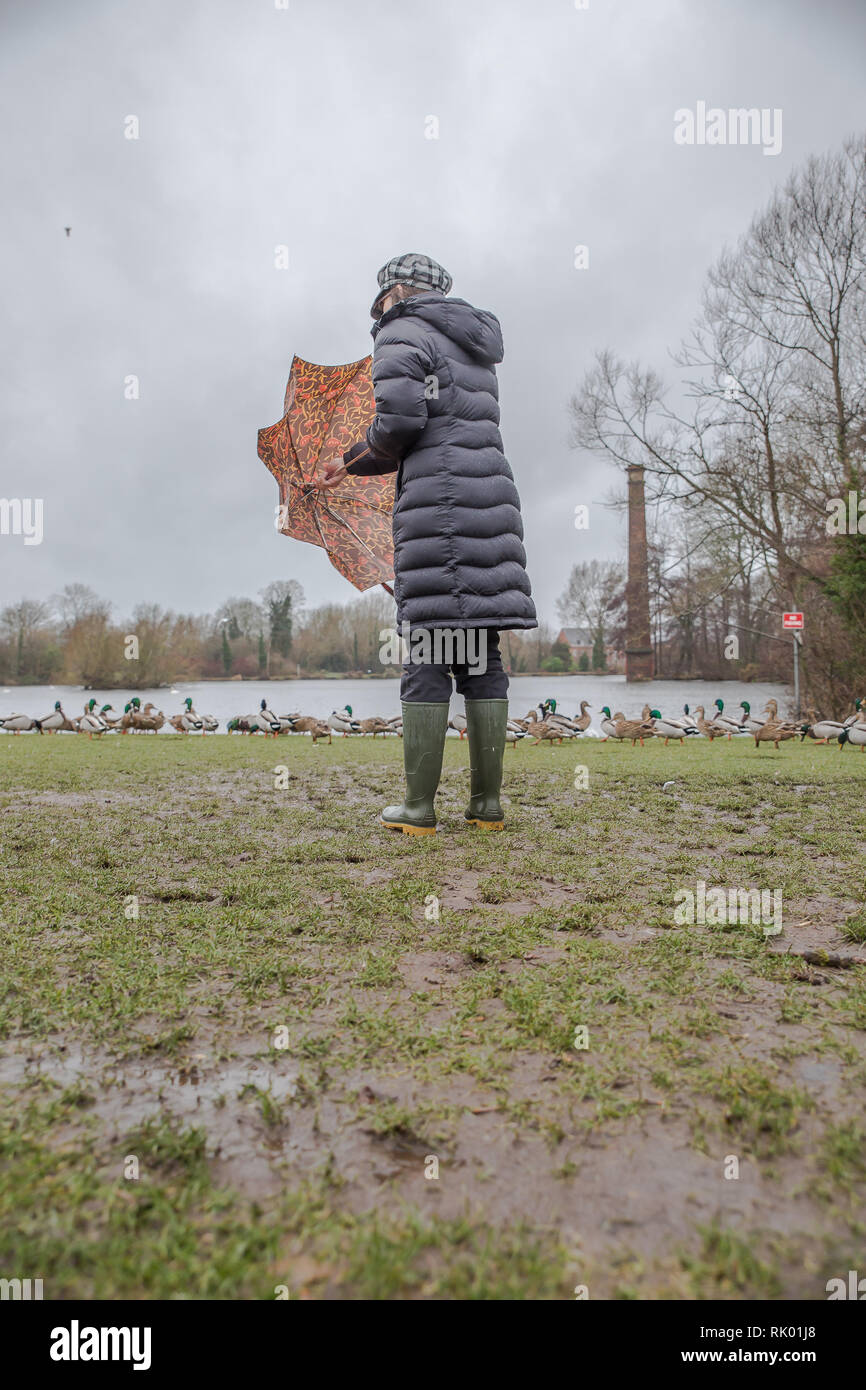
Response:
[371,253,452,316]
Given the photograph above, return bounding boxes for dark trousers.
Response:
[400,628,509,703]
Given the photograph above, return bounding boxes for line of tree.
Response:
[570,133,866,708]
[0,582,564,687]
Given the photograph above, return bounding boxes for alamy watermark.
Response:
[50,1321,152,1370]
[0,498,43,545]
[674,880,782,936]
[379,622,488,675]
[826,491,866,534]
[674,102,782,157]
[0,1276,43,1299]
[826,1269,866,1299]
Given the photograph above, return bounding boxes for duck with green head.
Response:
[598,706,620,741]
[328,705,360,736]
[78,701,108,737]
[170,697,204,734]
[647,709,699,744]
[251,699,280,736]
[839,706,866,749]
[37,700,75,733]
[542,697,580,735]
[184,695,219,733]
[712,698,747,738]
[738,701,764,734]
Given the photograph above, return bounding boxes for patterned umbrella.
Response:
[258,355,395,592]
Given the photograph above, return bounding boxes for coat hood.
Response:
[374,294,504,365]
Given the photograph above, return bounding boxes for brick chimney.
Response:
[626,463,654,681]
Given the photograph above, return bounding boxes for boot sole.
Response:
[380,818,437,836]
[464,818,505,831]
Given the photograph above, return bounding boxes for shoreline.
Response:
[1,671,785,690]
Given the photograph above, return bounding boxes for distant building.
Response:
[556,627,624,673]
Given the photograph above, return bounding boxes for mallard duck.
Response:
[77,699,111,735]
[543,698,582,735]
[251,699,280,736]
[738,701,764,734]
[78,701,109,737]
[0,712,41,733]
[676,704,697,731]
[132,702,165,733]
[358,716,390,737]
[119,696,144,732]
[665,705,701,734]
[839,710,866,750]
[800,709,845,744]
[98,704,123,730]
[843,698,863,728]
[693,705,726,740]
[181,696,218,732]
[448,711,467,738]
[37,701,76,733]
[753,702,799,750]
[647,709,700,744]
[611,710,654,746]
[286,714,332,743]
[525,714,568,745]
[328,705,360,736]
[572,700,592,732]
[711,698,748,738]
[169,697,204,734]
[118,700,138,733]
[599,705,620,740]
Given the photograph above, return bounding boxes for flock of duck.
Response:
[589,697,866,749]
[471,696,866,750]
[0,697,219,736]
[2,694,864,749]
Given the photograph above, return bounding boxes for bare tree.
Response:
[53,583,110,631]
[573,139,865,590]
[570,136,866,704]
[215,596,265,641]
[556,560,624,642]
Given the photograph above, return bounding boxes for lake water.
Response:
[1,675,792,733]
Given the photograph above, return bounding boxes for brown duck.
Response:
[753,700,798,750]
[611,710,654,746]
[693,705,727,741]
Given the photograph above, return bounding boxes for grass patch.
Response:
[0,730,864,1297]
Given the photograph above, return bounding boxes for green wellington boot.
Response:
[380,702,450,835]
[464,699,508,830]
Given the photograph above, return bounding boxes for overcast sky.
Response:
[2,0,864,627]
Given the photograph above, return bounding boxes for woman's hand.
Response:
[315,459,348,489]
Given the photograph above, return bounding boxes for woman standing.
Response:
[318,253,536,834]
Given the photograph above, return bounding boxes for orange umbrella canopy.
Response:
[258,355,395,592]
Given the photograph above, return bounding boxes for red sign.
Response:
[782,612,804,629]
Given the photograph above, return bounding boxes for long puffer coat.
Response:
[344,292,537,631]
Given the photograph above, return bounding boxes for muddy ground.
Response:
[1,732,864,1298]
